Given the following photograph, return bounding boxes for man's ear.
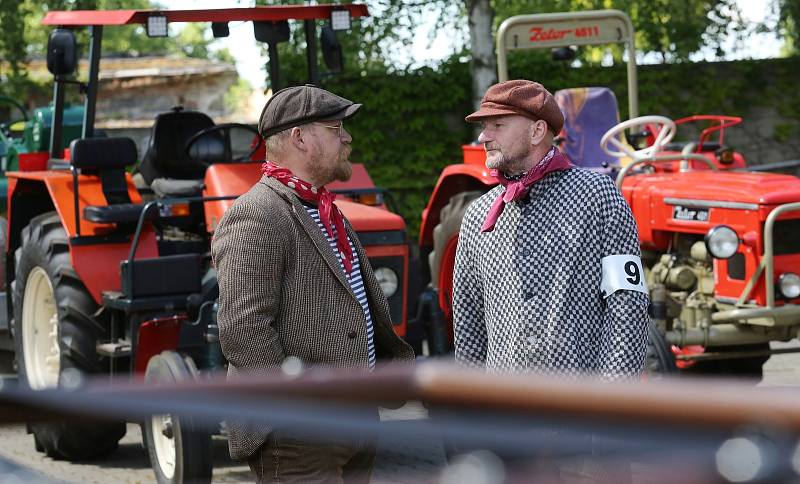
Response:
[530,120,548,146]
[289,126,307,152]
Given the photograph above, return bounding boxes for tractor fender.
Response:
[419,164,497,248]
[6,171,158,304]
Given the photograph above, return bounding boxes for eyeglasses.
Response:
[314,122,344,138]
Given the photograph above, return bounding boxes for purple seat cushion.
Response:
[554,87,622,170]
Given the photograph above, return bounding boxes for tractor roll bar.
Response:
[42,5,369,26]
[496,10,638,119]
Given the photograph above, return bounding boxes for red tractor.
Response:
[4,5,413,484]
[419,10,800,376]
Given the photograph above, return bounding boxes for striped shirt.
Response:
[304,205,376,369]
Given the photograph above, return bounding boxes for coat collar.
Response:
[259,174,359,299]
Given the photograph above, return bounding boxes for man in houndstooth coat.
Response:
[453,80,649,380]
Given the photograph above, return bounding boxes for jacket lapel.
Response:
[260,176,356,299]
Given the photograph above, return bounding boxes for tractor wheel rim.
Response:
[21,267,60,390]
[151,414,177,479]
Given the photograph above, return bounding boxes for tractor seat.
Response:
[69,137,151,225]
[554,87,631,171]
[138,107,221,199]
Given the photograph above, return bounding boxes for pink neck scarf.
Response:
[262,161,354,274]
[481,147,573,233]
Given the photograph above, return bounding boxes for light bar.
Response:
[330,9,351,31]
[146,13,168,37]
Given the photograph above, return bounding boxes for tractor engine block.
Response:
[647,240,716,333]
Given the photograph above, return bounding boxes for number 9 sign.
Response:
[600,255,648,298]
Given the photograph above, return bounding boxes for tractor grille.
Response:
[772,219,800,256]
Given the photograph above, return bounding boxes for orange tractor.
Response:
[4,5,414,484]
[419,10,800,376]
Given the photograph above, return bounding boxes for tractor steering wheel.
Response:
[600,115,677,160]
[185,123,263,165]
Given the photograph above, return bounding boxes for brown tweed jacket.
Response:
[212,174,415,461]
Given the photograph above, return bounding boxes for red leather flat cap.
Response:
[465,80,564,133]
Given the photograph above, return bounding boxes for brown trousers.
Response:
[247,430,376,484]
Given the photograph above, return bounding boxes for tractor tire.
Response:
[0,216,7,292]
[12,211,125,460]
[643,322,677,379]
[144,351,213,484]
[429,191,484,289]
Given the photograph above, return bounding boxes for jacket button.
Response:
[347,331,357,339]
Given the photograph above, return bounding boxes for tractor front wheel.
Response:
[428,191,483,352]
[144,351,212,484]
[643,323,677,379]
[12,212,125,459]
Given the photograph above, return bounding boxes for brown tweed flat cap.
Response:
[465,80,564,133]
[258,84,361,138]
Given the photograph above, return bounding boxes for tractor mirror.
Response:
[551,46,577,62]
[47,28,78,76]
[253,20,290,44]
[320,23,343,73]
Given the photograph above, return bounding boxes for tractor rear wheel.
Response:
[144,351,212,484]
[428,191,483,351]
[12,212,125,460]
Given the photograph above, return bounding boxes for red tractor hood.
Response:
[336,199,405,232]
[626,171,800,206]
[202,162,405,234]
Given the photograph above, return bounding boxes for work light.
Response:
[705,225,739,259]
[330,9,351,31]
[146,14,168,37]
[779,273,800,299]
[374,267,399,298]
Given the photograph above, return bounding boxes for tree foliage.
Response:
[247,0,751,92]
[252,0,459,89]
[775,0,800,53]
[0,0,225,102]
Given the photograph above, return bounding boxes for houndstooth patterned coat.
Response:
[453,167,649,380]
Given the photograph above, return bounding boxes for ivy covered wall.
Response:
[325,56,800,237]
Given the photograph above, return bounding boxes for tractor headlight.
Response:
[374,267,398,298]
[778,273,800,299]
[705,225,739,259]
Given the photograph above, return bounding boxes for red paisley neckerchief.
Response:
[262,161,354,274]
[481,147,573,233]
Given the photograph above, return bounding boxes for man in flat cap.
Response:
[452,79,649,380]
[212,84,414,483]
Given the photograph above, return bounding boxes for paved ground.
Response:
[0,343,798,484]
[0,415,442,484]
